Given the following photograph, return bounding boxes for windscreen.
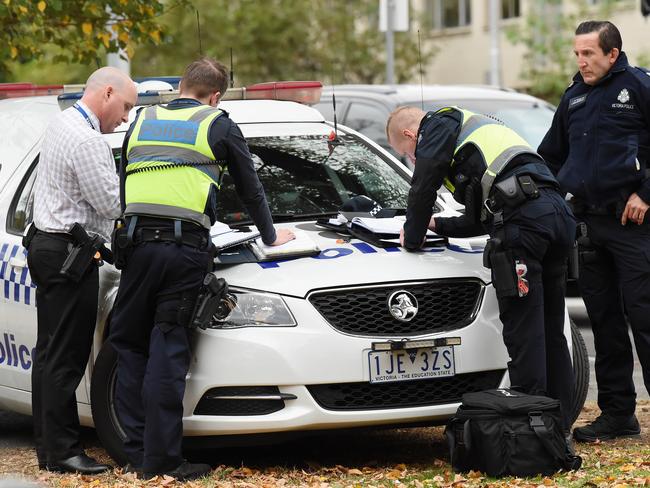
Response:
[216,134,412,224]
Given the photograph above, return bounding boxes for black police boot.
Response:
[144,460,211,481]
[573,413,641,442]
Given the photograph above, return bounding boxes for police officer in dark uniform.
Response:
[539,20,650,442]
[387,105,577,431]
[109,57,294,480]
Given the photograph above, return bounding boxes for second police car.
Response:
[0,80,589,465]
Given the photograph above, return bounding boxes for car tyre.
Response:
[90,341,129,466]
[569,319,590,425]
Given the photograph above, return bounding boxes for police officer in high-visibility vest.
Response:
[109,57,294,481]
[386,106,577,431]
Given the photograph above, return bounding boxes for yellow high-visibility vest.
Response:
[124,104,225,228]
[437,107,540,220]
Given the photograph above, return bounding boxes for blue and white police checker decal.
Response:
[0,243,36,306]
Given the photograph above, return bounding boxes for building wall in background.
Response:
[415,0,648,90]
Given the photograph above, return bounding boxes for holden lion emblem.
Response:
[388,290,419,322]
[617,88,630,103]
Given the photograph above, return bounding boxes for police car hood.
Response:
[215,221,490,298]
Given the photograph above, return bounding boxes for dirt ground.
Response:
[0,401,648,487]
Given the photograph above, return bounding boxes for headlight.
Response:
[209,289,296,329]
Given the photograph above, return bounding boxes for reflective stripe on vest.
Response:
[437,107,540,220]
[125,104,224,228]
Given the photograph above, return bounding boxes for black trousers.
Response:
[578,214,650,417]
[494,190,577,430]
[109,241,210,473]
[26,232,99,464]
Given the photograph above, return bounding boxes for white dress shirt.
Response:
[33,101,121,241]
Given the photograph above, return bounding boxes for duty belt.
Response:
[569,198,622,217]
[131,227,209,249]
[484,174,557,216]
[124,214,211,249]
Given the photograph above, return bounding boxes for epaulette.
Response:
[634,66,650,76]
[631,66,650,86]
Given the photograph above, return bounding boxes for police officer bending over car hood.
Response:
[387,105,577,432]
[538,20,650,443]
[108,57,294,481]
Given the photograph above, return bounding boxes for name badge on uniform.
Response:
[568,94,587,110]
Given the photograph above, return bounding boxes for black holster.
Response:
[484,237,518,298]
[111,221,131,270]
[22,223,37,250]
[576,222,598,265]
[60,223,113,282]
[189,273,237,330]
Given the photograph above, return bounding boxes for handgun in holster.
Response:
[575,222,598,265]
[60,223,113,282]
[190,273,238,330]
[111,219,132,270]
[483,237,518,298]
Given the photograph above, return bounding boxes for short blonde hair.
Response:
[386,106,426,144]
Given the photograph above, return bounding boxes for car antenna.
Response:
[196,9,203,55]
[230,48,234,88]
[327,74,342,154]
[418,29,424,111]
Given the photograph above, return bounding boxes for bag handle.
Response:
[529,412,582,471]
[446,419,472,468]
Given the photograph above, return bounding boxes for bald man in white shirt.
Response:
[27,67,136,475]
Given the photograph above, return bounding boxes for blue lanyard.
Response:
[73,103,96,131]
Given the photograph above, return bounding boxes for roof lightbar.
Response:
[0,83,63,100]
[243,81,323,104]
[57,80,323,110]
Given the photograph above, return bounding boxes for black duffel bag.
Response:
[445,389,582,477]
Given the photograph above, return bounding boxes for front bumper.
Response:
[182,286,509,436]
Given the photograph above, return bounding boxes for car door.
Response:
[0,154,39,391]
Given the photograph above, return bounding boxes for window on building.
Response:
[501,0,520,19]
[426,0,472,30]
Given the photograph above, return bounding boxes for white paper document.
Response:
[351,217,436,236]
[249,230,320,261]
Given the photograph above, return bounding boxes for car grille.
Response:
[308,280,483,336]
[194,386,285,416]
[306,370,505,411]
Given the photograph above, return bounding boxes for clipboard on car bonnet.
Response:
[349,217,447,248]
[248,230,321,261]
[211,223,261,253]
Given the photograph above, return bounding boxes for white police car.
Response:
[0,81,589,465]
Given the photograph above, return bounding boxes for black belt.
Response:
[132,227,209,249]
[486,176,557,215]
[570,199,621,217]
